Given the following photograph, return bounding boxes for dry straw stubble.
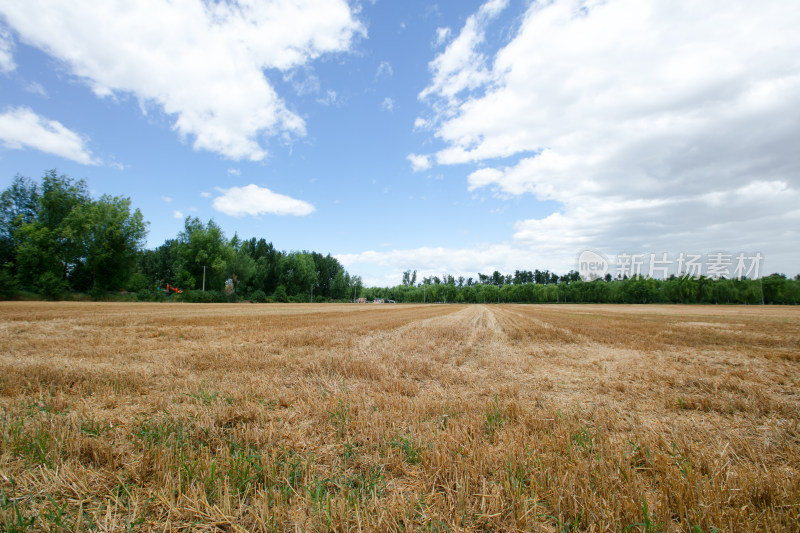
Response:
[0,302,798,531]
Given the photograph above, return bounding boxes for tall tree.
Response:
[280,252,318,298]
[66,195,147,293]
[0,175,40,271]
[15,171,90,286]
[177,217,232,290]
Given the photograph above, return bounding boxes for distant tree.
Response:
[330,269,350,299]
[311,252,345,298]
[280,252,317,297]
[272,284,288,303]
[66,195,147,295]
[241,237,282,295]
[491,271,504,286]
[351,275,363,299]
[178,217,232,290]
[226,241,256,292]
[0,174,40,272]
[249,289,267,303]
[14,171,91,291]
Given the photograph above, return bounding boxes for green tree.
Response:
[66,195,148,295]
[272,284,289,303]
[0,175,40,272]
[226,236,256,293]
[280,252,318,298]
[330,269,350,300]
[241,238,283,295]
[177,217,232,290]
[15,171,91,288]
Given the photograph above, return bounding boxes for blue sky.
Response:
[1,0,798,285]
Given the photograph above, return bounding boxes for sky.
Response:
[0,0,798,286]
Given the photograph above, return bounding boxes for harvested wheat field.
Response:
[1,303,799,532]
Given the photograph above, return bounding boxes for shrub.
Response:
[137,289,153,301]
[180,289,226,303]
[126,272,151,292]
[272,285,288,303]
[37,272,68,301]
[250,289,267,303]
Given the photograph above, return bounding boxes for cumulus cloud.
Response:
[173,210,184,219]
[0,0,364,161]
[212,184,315,217]
[381,97,394,112]
[417,0,800,274]
[407,153,432,172]
[0,106,98,164]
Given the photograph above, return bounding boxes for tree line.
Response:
[1,170,797,304]
[363,269,800,305]
[0,171,361,302]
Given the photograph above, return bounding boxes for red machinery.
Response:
[165,284,182,294]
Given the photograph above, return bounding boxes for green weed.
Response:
[484,395,505,440]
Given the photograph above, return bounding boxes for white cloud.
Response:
[0,27,15,72]
[227,168,240,176]
[173,210,184,219]
[161,196,173,203]
[418,0,508,105]
[434,27,451,47]
[417,0,800,274]
[381,97,394,112]
[200,191,212,198]
[0,0,364,161]
[407,153,431,172]
[212,184,314,217]
[375,61,393,80]
[0,106,98,164]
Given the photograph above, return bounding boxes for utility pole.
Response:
[202,266,206,291]
[760,277,765,305]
